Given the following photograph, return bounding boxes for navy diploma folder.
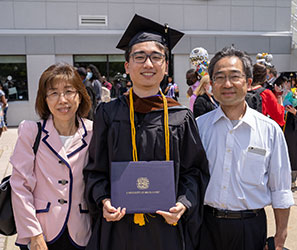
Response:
[110,161,176,214]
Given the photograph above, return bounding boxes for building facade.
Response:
[0,0,294,125]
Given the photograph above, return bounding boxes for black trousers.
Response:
[19,228,84,250]
[198,207,267,250]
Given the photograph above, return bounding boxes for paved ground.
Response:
[0,127,297,249]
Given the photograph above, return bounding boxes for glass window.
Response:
[73,54,125,82]
[0,56,28,101]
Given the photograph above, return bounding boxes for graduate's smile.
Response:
[125,41,168,94]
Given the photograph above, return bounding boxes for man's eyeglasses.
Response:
[46,90,78,101]
[213,73,246,84]
[130,52,165,64]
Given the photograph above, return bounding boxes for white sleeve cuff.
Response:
[271,189,295,208]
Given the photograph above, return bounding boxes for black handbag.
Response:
[0,121,42,236]
[0,175,16,235]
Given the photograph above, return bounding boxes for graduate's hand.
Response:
[156,202,186,225]
[102,198,126,222]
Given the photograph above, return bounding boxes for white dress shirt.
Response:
[196,104,294,210]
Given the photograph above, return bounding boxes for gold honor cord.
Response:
[283,112,288,133]
[129,88,170,226]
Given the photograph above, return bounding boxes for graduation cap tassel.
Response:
[164,23,173,77]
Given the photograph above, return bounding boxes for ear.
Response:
[247,78,253,88]
[124,61,130,74]
[164,61,168,75]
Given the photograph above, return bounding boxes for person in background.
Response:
[76,67,97,120]
[193,75,218,118]
[83,14,209,250]
[197,46,293,250]
[100,86,111,103]
[273,75,289,100]
[186,68,200,111]
[87,64,102,103]
[10,63,93,250]
[164,76,179,101]
[101,76,112,91]
[284,103,297,189]
[0,82,8,126]
[290,75,297,88]
[0,105,7,136]
[279,76,297,189]
[265,66,277,90]
[249,63,285,127]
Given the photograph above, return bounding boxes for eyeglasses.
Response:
[46,90,77,101]
[213,73,246,84]
[130,52,165,64]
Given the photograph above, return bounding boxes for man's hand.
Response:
[30,234,48,250]
[156,202,186,225]
[102,198,126,222]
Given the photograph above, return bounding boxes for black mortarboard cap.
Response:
[116,14,184,51]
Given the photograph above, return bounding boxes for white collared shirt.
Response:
[196,104,294,210]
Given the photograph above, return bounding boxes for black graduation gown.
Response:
[284,112,297,170]
[83,95,209,250]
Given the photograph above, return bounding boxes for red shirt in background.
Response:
[254,86,285,126]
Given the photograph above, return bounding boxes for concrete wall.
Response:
[0,0,291,31]
[0,0,295,125]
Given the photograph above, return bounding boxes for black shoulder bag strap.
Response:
[32,121,42,155]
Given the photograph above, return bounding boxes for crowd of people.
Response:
[0,13,296,250]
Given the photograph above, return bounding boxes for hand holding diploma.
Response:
[102,198,126,222]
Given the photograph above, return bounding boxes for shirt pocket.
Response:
[241,150,266,185]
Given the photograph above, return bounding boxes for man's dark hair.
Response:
[124,41,169,62]
[208,46,253,81]
[76,67,87,78]
[186,69,199,78]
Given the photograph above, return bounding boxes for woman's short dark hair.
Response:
[35,63,91,120]
[124,41,169,62]
[252,63,267,86]
[208,46,253,81]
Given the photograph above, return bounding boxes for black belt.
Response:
[205,205,263,219]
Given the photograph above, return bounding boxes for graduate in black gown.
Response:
[83,14,209,250]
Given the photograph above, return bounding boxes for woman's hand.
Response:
[156,202,186,225]
[102,198,126,222]
[285,105,297,116]
[30,234,48,250]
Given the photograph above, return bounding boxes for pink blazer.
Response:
[10,116,93,247]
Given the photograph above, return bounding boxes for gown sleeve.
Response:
[177,111,210,250]
[83,103,111,219]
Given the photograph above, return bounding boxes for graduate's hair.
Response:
[125,41,169,63]
[208,46,253,81]
[35,63,91,120]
